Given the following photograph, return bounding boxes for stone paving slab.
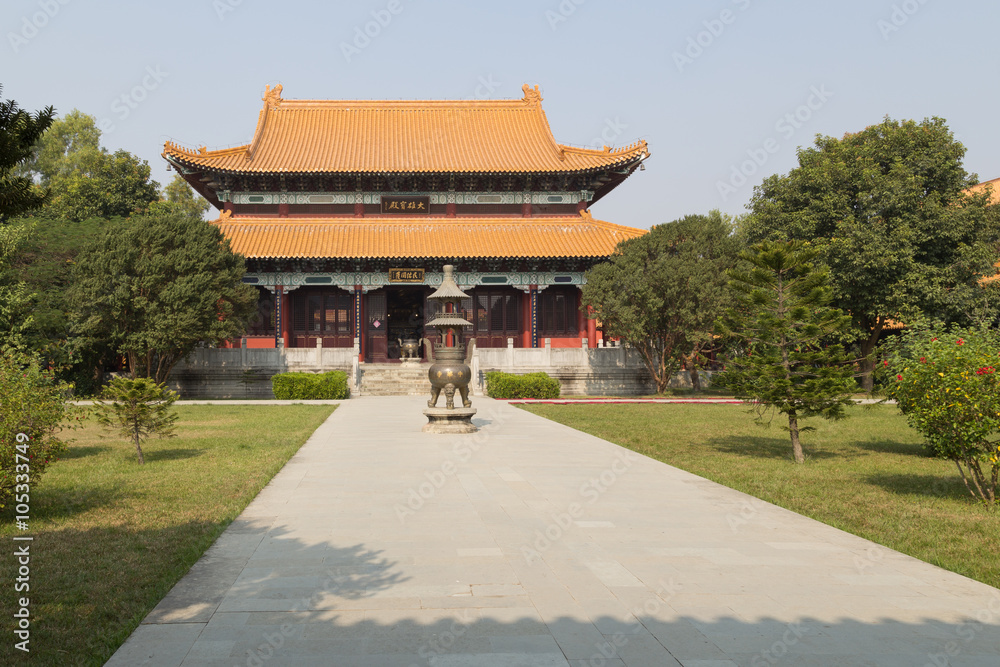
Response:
[107,396,1000,666]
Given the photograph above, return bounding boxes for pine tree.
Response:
[717,240,858,463]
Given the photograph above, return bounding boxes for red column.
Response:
[354,202,365,217]
[577,289,586,343]
[587,306,597,349]
[278,202,289,217]
[355,286,364,361]
[280,288,291,348]
[530,286,539,348]
[446,202,456,217]
[521,291,531,348]
[522,202,532,218]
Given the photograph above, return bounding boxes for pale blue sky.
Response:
[3,0,996,229]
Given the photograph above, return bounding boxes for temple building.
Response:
[163,84,649,364]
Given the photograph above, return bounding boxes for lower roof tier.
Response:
[214,212,646,260]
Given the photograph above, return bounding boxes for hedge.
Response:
[485,371,560,399]
[271,371,350,400]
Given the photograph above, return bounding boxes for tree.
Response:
[95,377,178,464]
[7,213,113,391]
[881,325,1000,505]
[70,210,258,384]
[583,211,741,393]
[717,240,858,463]
[47,148,159,221]
[25,108,101,183]
[25,110,159,221]
[0,351,81,509]
[743,117,1000,391]
[0,84,54,220]
[163,174,209,221]
[0,222,34,351]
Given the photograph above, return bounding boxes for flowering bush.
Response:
[0,353,82,512]
[881,326,1000,505]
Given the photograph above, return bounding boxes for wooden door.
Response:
[365,290,387,362]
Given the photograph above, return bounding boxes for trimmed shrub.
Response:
[0,352,82,511]
[485,371,560,399]
[271,371,350,400]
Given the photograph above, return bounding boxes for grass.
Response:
[519,402,1000,590]
[0,404,335,666]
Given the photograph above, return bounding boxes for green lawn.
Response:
[0,404,335,666]
[520,403,1000,590]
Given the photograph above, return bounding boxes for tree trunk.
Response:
[133,425,145,465]
[788,412,805,464]
[858,323,884,393]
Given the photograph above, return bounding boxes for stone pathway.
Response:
[107,397,1000,666]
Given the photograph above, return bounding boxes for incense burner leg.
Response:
[428,386,441,408]
[459,384,471,408]
[444,384,456,410]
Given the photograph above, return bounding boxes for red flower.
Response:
[919,357,926,363]
[883,360,889,367]
[931,337,938,342]
[956,339,965,345]
[896,374,903,381]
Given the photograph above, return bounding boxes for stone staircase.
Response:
[357,363,432,396]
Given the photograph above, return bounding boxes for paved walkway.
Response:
[107,397,1000,666]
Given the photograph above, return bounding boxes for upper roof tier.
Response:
[162,84,649,176]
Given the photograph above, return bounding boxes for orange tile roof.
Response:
[967,177,1000,205]
[163,84,649,175]
[215,212,646,259]
[967,180,1000,284]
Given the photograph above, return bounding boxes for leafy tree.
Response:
[162,174,209,221]
[70,210,257,384]
[7,214,113,390]
[46,148,159,221]
[0,351,81,509]
[0,85,54,220]
[717,240,858,463]
[743,117,1000,391]
[24,108,101,183]
[25,110,159,221]
[0,222,34,351]
[583,211,741,393]
[95,377,178,465]
[880,325,1000,505]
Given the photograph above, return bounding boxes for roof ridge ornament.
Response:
[218,208,232,220]
[262,83,283,108]
[521,83,543,106]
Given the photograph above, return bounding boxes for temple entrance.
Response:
[365,287,428,362]
[290,288,354,348]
